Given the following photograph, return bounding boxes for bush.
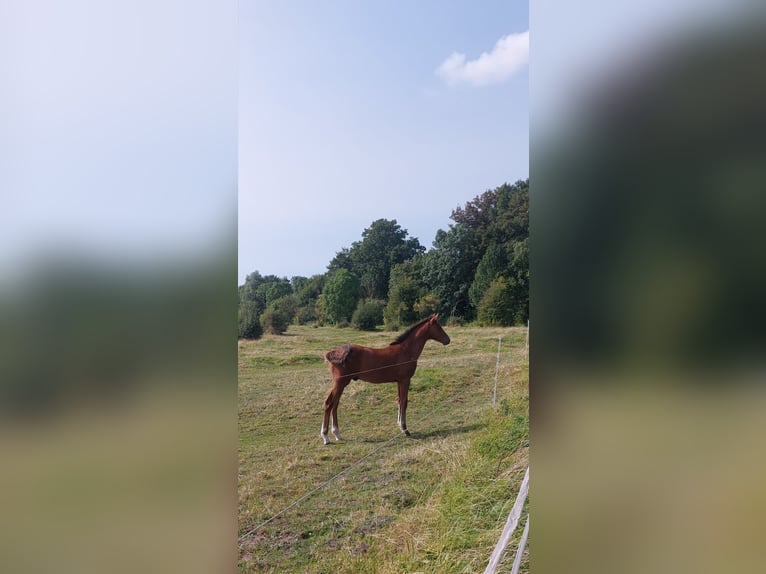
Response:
[295,304,316,325]
[260,295,297,335]
[477,276,516,326]
[352,299,385,331]
[261,307,289,335]
[323,269,361,325]
[238,301,263,339]
[414,293,440,317]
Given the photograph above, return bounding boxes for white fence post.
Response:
[524,320,529,360]
[492,336,502,407]
[484,466,529,574]
[510,514,530,574]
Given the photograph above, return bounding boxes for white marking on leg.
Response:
[332,426,343,441]
[321,425,330,445]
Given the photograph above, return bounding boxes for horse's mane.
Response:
[390,316,431,346]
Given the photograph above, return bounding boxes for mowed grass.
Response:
[238,324,529,573]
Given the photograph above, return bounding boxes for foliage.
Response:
[384,261,424,330]
[421,224,479,320]
[322,269,361,325]
[239,179,529,326]
[260,295,297,335]
[292,274,325,324]
[344,219,424,300]
[477,276,516,326]
[351,299,385,331]
[414,293,440,317]
[238,300,263,339]
[469,243,510,308]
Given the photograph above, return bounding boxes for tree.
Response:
[424,180,529,322]
[322,269,361,325]
[351,299,385,331]
[477,276,516,326]
[421,224,480,320]
[238,300,263,339]
[347,219,424,300]
[413,293,440,317]
[260,295,296,335]
[469,243,510,308]
[506,238,529,324]
[327,248,353,275]
[293,274,326,324]
[384,261,423,330]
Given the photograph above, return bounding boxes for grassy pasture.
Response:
[238,324,529,573]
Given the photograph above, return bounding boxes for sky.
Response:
[1,0,237,286]
[238,1,529,284]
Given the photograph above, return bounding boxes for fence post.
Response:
[524,320,529,360]
[492,336,502,407]
[484,466,530,574]
[510,514,530,574]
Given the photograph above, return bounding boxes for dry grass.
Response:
[238,323,528,573]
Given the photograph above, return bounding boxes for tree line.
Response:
[239,179,528,338]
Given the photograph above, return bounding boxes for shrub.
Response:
[352,299,385,331]
[260,295,297,335]
[295,304,316,325]
[323,269,361,325]
[477,276,516,326]
[414,293,440,317]
[238,301,263,339]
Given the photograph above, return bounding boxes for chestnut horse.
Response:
[321,313,450,444]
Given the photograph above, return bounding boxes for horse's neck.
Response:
[399,326,430,358]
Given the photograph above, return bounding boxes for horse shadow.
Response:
[355,421,486,444]
[410,421,486,440]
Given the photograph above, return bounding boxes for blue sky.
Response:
[2,0,237,285]
[238,1,529,283]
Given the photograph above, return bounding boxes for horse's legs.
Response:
[321,377,348,444]
[330,380,349,442]
[397,379,411,435]
[321,388,333,445]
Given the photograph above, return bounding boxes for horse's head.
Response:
[426,313,451,345]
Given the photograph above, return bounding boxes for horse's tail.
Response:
[326,344,352,366]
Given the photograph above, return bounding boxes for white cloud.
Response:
[436,31,529,87]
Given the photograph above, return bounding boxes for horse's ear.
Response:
[432,313,439,321]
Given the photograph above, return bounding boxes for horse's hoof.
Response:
[403,429,411,436]
[321,434,330,445]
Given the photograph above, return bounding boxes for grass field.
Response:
[238,323,529,573]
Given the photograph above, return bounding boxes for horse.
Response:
[320,313,451,445]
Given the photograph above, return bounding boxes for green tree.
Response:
[384,262,422,330]
[238,300,263,339]
[352,299,385,331]
[506,238,529,324]
[260,295,297,335]
[292,274,325,324]
[469,243,510,308]
[421,224,480,320]
[327,248,353,275]
[347,219,424,300]
[414,293,440,317]
[477,276,516,326]
[423,180,529,322]
[322,269,361,325]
